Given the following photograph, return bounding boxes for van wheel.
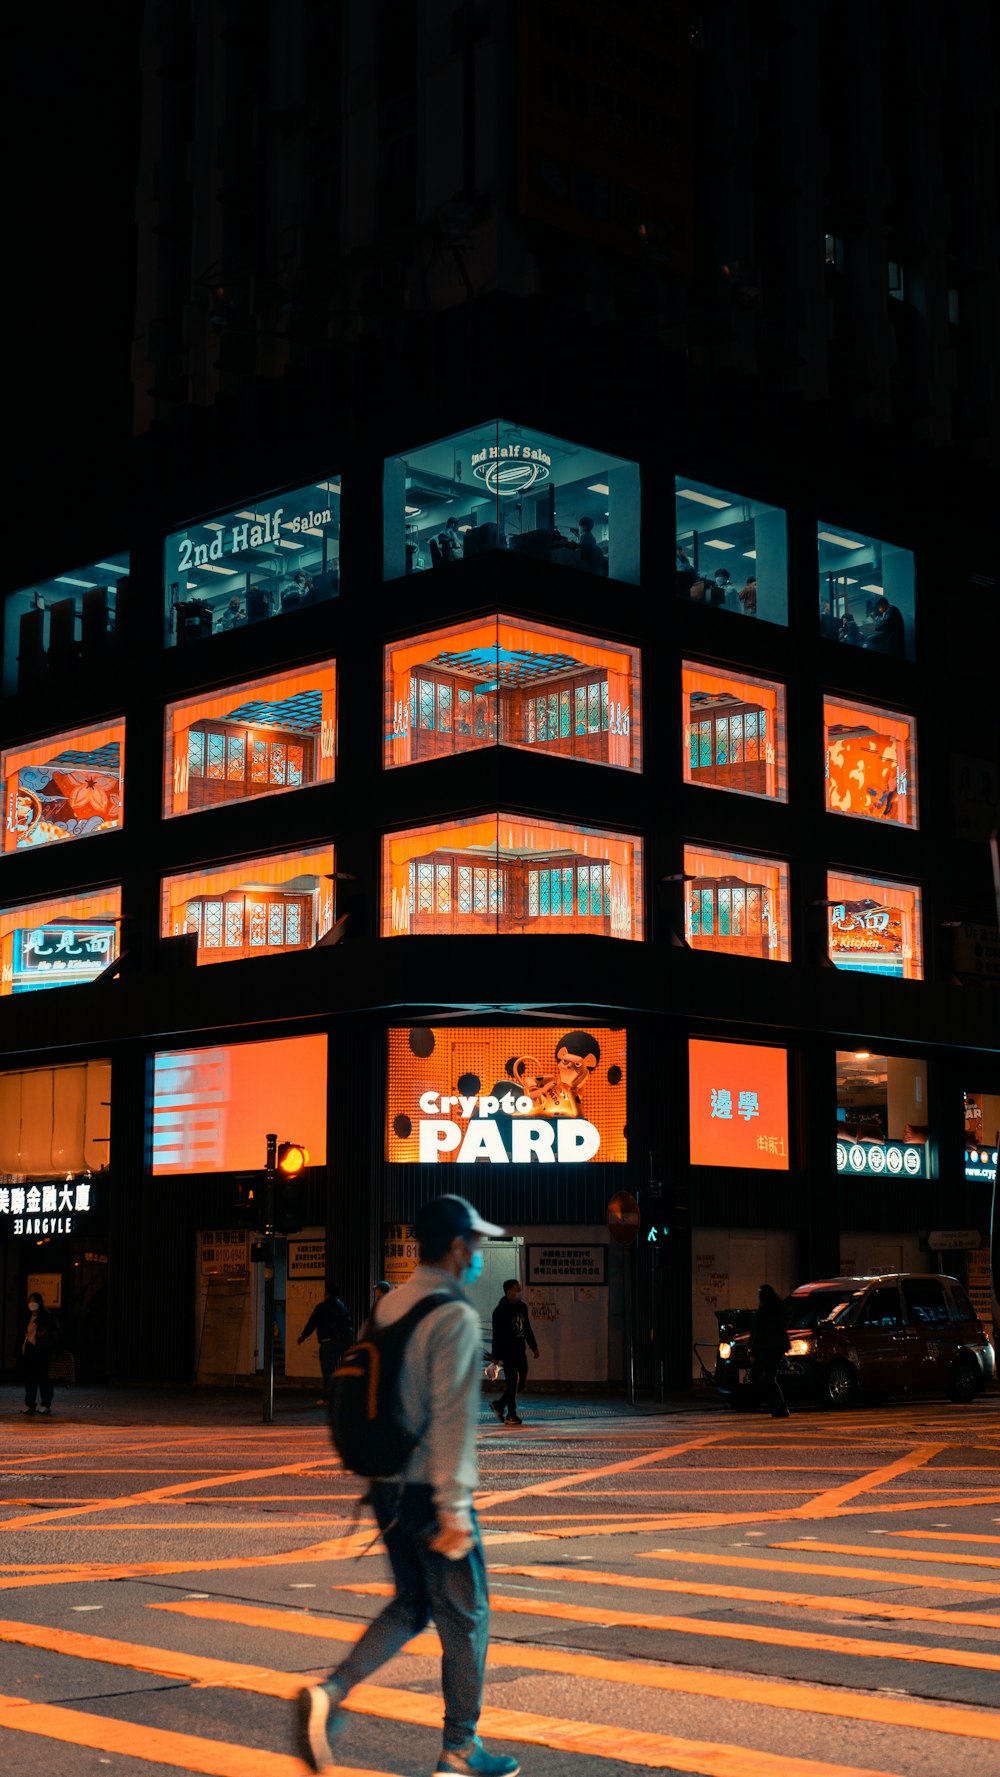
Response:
[821,1362,857,1408]
[948,1356,979,1403]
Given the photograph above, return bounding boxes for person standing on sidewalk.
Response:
[299,1194,520,1777]
[749,1282,790,1418]
[297,1283,353,1406]
[490,1279,538,1426]
[21,1290,59,1416]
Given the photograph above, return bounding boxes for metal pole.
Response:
[624,1239,635,1407]
[263,1131,277,1425]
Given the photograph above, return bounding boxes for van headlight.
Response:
[788,1337,814,1358]
[718,1341,733,1361]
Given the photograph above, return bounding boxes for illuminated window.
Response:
[827,870,923,980]
[382,814,643,939]
[964,1091,999,1182]
[384,421,640,584]
[0,889,121,996]
[164,476,340,646]
[824,696,917,829]
[385,616,640,772]
[151,1034,327,1175]
[2,552,129,698]
[2,720,125,855]
[385,1024,627,1164]
[836,1051,931,1177]
[164,663,335,817]
[683,846,790,961]
[675,479,787,625]
[0,1058,111,1182]
[689,1039,790,1170]
[160,844,335,966]
[817,523,914,658]
[682,663,787,801]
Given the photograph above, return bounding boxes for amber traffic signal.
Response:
[277,1141,309,1175]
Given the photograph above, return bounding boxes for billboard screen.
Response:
[689,1038,790,1170]
[151,1034,327,1174]
[2,720,124,853]
[386,1025,627,1164]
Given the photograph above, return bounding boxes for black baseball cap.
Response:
[413,1194,505,1250]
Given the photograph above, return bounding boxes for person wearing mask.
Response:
[299,1194,519,1777]
[866,596,905,656]
[490,1279,539,1426]
[749,1283,790,1418]
[575,514,604,573]
[297,1284,354,1407]
[21,1291,60,1415]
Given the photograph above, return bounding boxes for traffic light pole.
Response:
[262,1131,277,1425]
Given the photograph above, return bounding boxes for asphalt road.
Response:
[0,1385,997,1776]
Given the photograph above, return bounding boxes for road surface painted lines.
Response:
[473,1429,731,1509]
[890,1529,1000,1544]
[792,1445,945,1517]
[0,1453,344,1534]
[769,1539,1000,1569]
[144,1598,1000,1743]
[640,1546,1000,1594]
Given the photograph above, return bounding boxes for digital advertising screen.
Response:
[824,697,917,829]
[2,721,124,853]
[0,889,121,995]
[689,1038,790,1170]
[827,872,923,980]
[151,1033,327,1175]
[164,662,336,816]
[386,1025,627,1164]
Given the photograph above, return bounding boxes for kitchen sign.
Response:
[836,1141,925,1179]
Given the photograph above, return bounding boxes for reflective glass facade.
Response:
[164,477,340,645]
[2,720,125,854]
[164,662,336,817]
[675,479,787,625]
[160,844,335,965]
[817,523,915,658]
[836,1050,931,1176]
[1,552,129,697]
[384,421,640,584]
[827,870,923,979]
[682,662,787,801]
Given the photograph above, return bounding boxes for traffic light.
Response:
[274,1141,309,1233]
[639,1183,667,1246]
[277,1141,309,1174]
[232,1178,262,1228]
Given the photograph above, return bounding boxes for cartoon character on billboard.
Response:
[512,1031,601,1119]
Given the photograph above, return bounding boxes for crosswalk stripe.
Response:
[0,1689,387,1777]
[769,1540,1000,1569]
[640,1547,1000,1592]
[143,1599,1000,1742]
[890,1530,1000,1545]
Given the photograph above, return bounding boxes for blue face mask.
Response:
[461,1247,484,1287]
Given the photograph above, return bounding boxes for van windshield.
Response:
[785,1289,855,1329]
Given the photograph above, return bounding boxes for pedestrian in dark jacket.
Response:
[749,1283,790,1418]
[298,1284,354,1405]
[490,1280,538,1426]
[21,1291,60,1415]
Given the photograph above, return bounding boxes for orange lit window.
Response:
[823,697,917,828]
[689,1039,790,1170]
[384,616,640,772]
[683,846,790,962]
[682,663,786,802]
[382,814,643,940]
[2,721,124,854]
[151,1034,327,1174]
[160,845,335,966]
[0,888,121,997]
[827,871,923,980]
[164,663,335,817]
[386,1025,627,1164]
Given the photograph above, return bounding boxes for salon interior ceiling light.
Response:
[278,539,303,548]
[743,549,757,559]
[315,482,341,493]
[677,488,732,509]
[703,538,736,550]
[587,482,610,494]
[204,522,225,531]
[405,505,422,515]
[860,583,884,594]
[200,563,239,575]
[55,576,98,588]
[818,531,865,548]
[95,561,129,575]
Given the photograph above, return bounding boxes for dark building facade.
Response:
[2,1,998,1392]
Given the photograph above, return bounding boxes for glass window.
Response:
[160,844,335,966]
[384,615,641,772]
[858,1286,903,1328]
[827,871,923,980]
[2,552,129,698]
[164,477,340,646]
[150,1034,327,1175]
[164,663,335,817]
[824,697,917,829]
[964,1090,1000,1182]
[0,889,121,996]
[682,663,787,802]
[683,845,790,962]
[384,421,640,585]
[0,1058,111,1182]
[382,813,643,939]
[817,522,914,659]
[675,479,787,625]
[2,720,125,855]
[835,1050,932,1177]
[947,1283,978,1324]
[902,1278,950,1327]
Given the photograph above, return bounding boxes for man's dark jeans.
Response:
[498,1342,528,1416]
[324,1482,489,1751]
[318,1339,342,1399]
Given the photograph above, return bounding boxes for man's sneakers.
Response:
[489,1399,506,1421]
[506,1413,523,1426]
[298,1680,346,1771]
[436,1737,521,1775]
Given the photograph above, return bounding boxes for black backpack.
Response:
[329,1292,449,1476]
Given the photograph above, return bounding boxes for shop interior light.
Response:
[854,1050,871,1060]
[95,562,129,575]
[55,576,98,588]
[186,581,198,590]
[677,488,732,509]
[234,510,257,520]
[703,538,736,549]
[277,539,303,548]
[818,532,865,548]
[200,563,239,575]
[405,505,422,515]
[587,482,610,494]
[315,482,341,494]
[204,521,225,531]
[860,583,884,594]
[743,549,757,558]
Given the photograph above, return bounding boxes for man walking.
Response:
[490,1278,538,1426]
[299,1195,520,1776]
[297,1283,353,1405]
